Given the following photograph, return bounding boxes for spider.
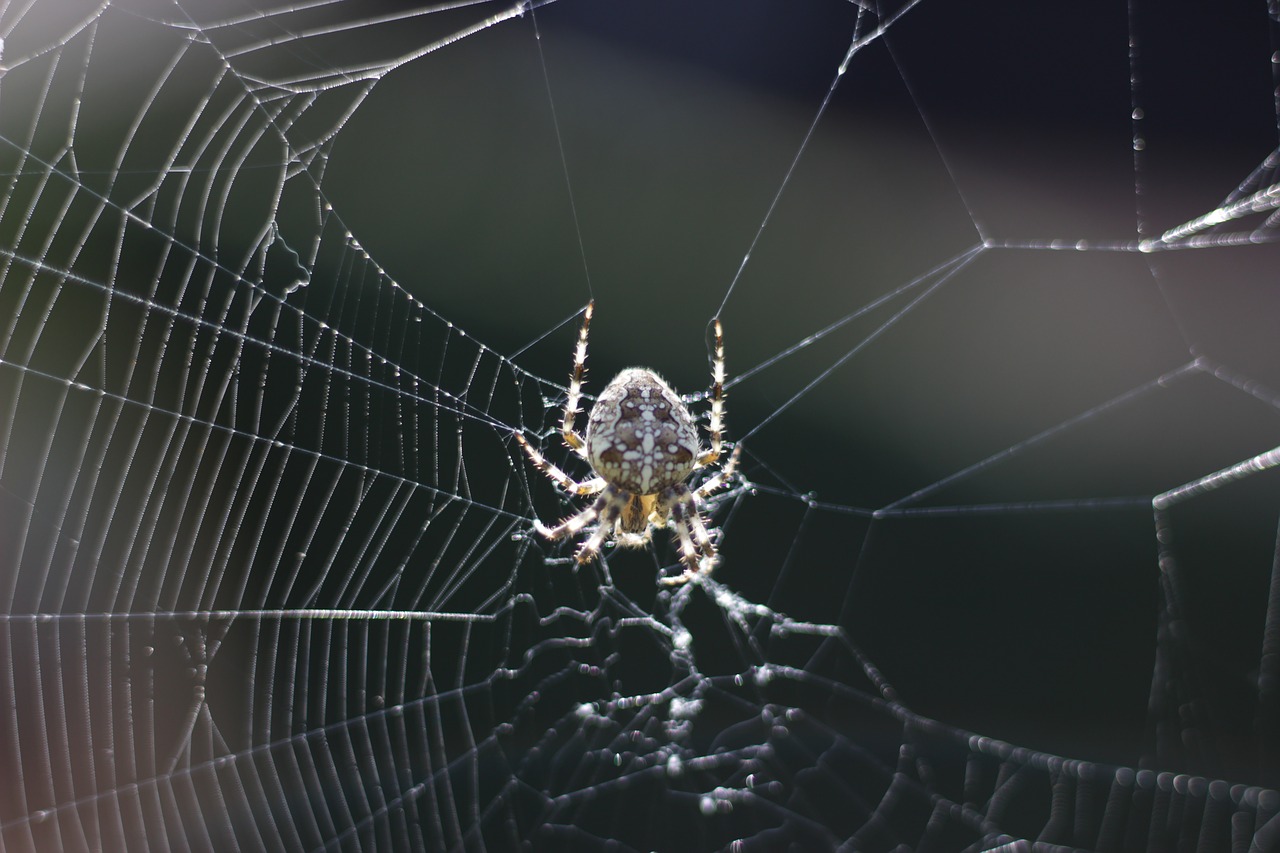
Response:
[516,301,741,585]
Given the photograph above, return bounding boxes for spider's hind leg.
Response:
[692,444,741,500]
[660,485,718,586]
[571,485,628,564]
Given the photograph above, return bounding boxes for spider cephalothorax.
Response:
[516,302,740,585]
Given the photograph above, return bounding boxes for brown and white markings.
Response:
[516,302,741,585]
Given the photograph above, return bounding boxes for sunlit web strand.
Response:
[737,245,981,443]
[0,608,495,622]
[0,68,547,434]
[1154,443,1280,510]
[190,0,509,48]
[1143,228,1280,251]
[714,2,870,318]
[985,232,1280,251]
[508,302,591,361]
[715,0,928,317]
[0,238,518,437]
[201,2,538,90]
[879,358,1204,513]
[1195,353,1280,411]
[748,477,1154,518]
[0,675,504,839]
[530,5,593,301]
[726,245,981,392]
[0,357,528,531]
[0,8,101,69]
[865,352,1280,519]
[879,19,990,246]
[875,497,1154,518]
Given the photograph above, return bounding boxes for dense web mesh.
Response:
[1,0,1279,850]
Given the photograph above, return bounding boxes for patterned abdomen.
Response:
[586,368,700,495]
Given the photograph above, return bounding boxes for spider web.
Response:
[0,0,1278,850]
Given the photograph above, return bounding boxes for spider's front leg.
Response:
[515,433,605,497]
[560,301,594,457]
[696,318,726,468]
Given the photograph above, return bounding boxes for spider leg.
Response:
[691,444,741,500]
[534,493,602,541]
[560,301,593,457]
[530,485,628,568]
[515,433,605,496]
[660,486,718,586]
[696,317,726,468]
[572,486,627,564]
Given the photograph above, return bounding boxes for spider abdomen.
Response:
[586,368,699,495]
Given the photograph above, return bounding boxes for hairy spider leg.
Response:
[514,433,605,496]
[571,487,630,564]
[696,317,726,468]
[535,485,623,565]
[657,446,741,585]
[560,301,593,457]
[534,489,602,541]
[692,444,741,500]
[661,485,719,585]
[534,503,595,542]
[532,485,630,566]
